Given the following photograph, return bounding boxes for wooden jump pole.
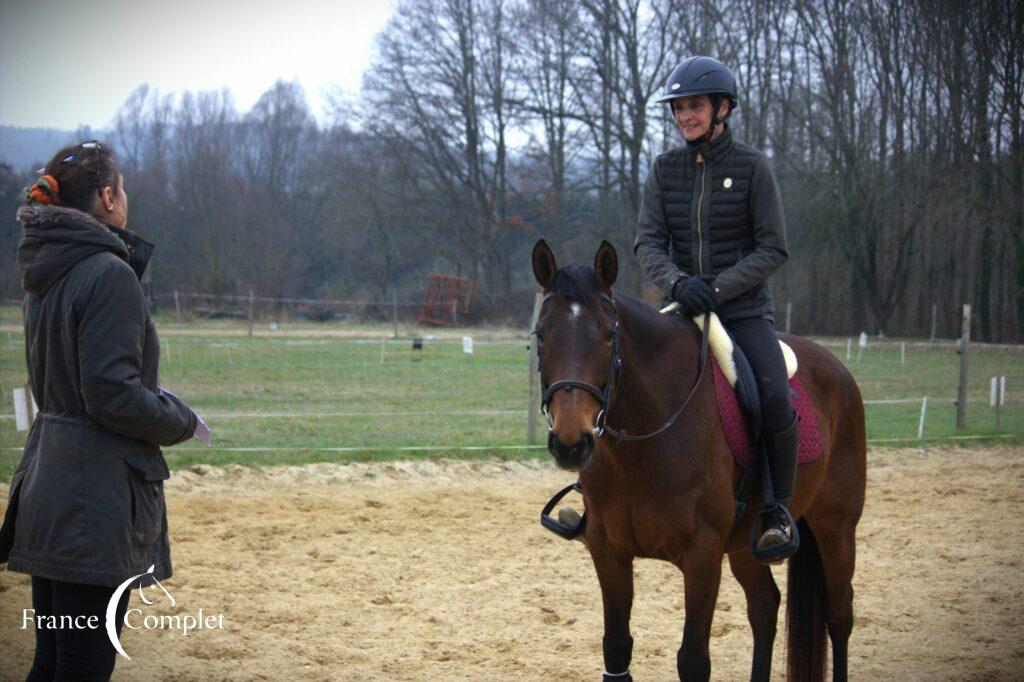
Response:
[247,289,255,339]
[527,290,544,444]
[956,304,971,429]
[392,293,399,339]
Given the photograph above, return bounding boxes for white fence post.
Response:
[918,396,928,440]
[13,387,30,431]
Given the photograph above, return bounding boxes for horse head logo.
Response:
[106,565,175,660]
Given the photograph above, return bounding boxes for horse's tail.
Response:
[786,518,827,682]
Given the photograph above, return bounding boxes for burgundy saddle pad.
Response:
[711,354,823,469]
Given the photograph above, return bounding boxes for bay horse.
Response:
[532,240,865,681]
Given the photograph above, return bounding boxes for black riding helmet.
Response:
[657,56,738,144]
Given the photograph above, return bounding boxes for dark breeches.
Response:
[26,576,131,682]
[724,316,795,434]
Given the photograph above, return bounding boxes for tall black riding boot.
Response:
[755,414,800,564]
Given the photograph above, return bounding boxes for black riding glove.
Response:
[671,275,717,315]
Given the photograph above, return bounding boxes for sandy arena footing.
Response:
[1,446,1022,680]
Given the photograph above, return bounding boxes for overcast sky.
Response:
[0,0,396,130]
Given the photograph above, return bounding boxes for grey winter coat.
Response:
[634,127,788,322]
[0,204,195,587]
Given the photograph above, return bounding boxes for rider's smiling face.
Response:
[671,95,729,142]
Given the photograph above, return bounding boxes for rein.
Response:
[602,313,710,443]
[538,292,711,444]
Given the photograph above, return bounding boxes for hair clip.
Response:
[81,141,101,150]
[35,167,45,175]
[62,155,76,163]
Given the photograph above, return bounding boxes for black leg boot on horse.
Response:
[754,413,800,563]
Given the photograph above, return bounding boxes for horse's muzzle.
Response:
[547,430,595,470]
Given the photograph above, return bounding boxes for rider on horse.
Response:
[634,56,799,563]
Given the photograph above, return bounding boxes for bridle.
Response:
[538,291,622,437]
[536,291,711,444]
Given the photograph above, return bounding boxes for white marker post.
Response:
[918,396,928,440]
[901,341,906,365]
[1001,376,1007,430]
[857,332,867,363]
[991,376,1006,430]
[462,336,473,364]
[13,387,30,431]
[846,338,851,361]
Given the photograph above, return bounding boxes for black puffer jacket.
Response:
[0,204,195,587]
[634,127,788,322]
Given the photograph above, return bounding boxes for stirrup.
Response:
[540,481,587,540]
[750,502,800,565]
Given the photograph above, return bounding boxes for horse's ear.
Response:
[594,240,618,290]
[532,239,558,288]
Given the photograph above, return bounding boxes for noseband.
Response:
[536,291,710,444]
[538,291,622,437]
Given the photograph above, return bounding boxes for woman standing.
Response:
[0,141,197,680]
[634,56,799,563]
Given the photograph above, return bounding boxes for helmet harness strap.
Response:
[703,93,726,143]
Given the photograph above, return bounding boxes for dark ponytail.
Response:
[30,141,120,212]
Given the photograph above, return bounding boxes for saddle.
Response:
[687,312,820,562]
[692,312,821,469]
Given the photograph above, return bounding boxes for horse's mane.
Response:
[614,289,695,345]
[547,264,693,344]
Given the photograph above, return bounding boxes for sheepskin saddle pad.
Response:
[685,311,822,469]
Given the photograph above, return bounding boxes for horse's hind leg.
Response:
[728,551,781,682]
[590,543,635,680]
[807,518,856,682]
[676,540,724,681]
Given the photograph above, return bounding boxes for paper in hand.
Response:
[193,414,212,447]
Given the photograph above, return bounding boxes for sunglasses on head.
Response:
[60,141,103,165]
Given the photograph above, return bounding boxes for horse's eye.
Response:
[534,331,544,343]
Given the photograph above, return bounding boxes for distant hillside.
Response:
[0,126,103,171]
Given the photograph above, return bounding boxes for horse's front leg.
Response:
[590,539,635,681]
[677,537,724,681]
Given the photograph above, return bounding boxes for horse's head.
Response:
[532,239,620,471]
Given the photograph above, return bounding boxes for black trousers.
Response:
[723,316,795,434]
[26,576,131,682]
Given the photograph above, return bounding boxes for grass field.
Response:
[2,305,1021,480]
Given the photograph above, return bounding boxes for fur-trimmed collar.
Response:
[17,203,131,297]
[17,203,121,236]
